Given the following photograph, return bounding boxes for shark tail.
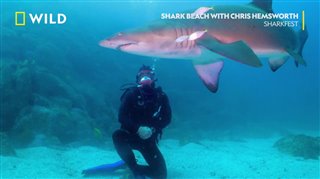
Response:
[288,26,308,67]
[297,26,308,65]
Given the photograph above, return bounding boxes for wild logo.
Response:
[15,12,67,26]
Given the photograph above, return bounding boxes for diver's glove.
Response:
[137,126,153,140]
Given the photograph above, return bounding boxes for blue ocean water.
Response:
[0,1,319,177]
[2,1,319,136]
[2,0,319,136]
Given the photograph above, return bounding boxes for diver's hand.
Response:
[137,126,153,140]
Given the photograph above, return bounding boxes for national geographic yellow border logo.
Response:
[15,12,26,26]
[15,12,67,26]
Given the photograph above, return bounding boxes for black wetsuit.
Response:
[112,86,171,179]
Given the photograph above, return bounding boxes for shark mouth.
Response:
[117,42,137,50]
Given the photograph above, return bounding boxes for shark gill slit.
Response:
[187,28,192,49]
[182,28,188,48]
[185,28,188,49]
[188,28,191,49]
[176,28,181,48]
[174,27,178,48]
[179,28,183,48]
[189,28,192,49]
[186,28,190,49]
[190,27,194,49]
[191,40,194,50]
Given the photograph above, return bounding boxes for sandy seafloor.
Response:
[1,136,319,179]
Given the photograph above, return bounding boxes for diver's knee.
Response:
[112,130,123,142]
[155,170,167,179]
[112,129,129,142]
[153,165,167,179]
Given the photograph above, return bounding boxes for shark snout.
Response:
[99,39,116,49]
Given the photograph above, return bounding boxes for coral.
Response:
[274,134,320,160]
[12,104,95,146]
[49,107,94,144]
[1,57,112,146]
[1,17,122,147]
[1,59,34,131]
[11,105,51,147]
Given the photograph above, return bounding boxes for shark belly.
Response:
[148,41,203,60]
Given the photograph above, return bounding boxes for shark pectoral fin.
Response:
[193,61,224,93]
[268,56,289,72]
[197,37,262,67]
[287,49,307,67]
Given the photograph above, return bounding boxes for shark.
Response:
[99,0,308,93]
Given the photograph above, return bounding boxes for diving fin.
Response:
[197,36,262,67]
[82,160,126,176]
[193,61,224,93]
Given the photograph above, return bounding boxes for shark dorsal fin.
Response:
[250,0,273,13]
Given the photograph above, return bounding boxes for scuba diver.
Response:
[112,65,172,179]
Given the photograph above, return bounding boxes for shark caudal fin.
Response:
[294,26,308,67]
[298,26,308,58]
[286,25,308,67]
[193,61,224,93]
[286,27,308,67]
[287,49,307,67]
[250,0,308,68]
